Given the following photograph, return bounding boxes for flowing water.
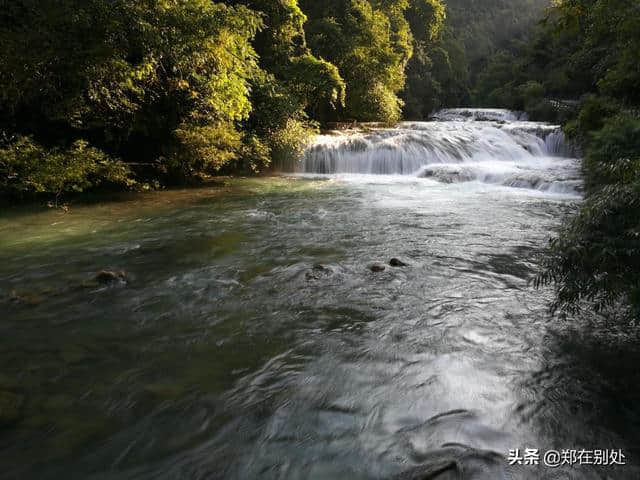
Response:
[1,109,639,479]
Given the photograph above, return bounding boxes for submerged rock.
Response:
[306,264,332,281]
[8,290,43,306]
[0,391,24,426]
[94,270,128,285]
[389,258,408,267]
[369,264,386,273]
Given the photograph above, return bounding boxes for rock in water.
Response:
[94,270,128,285]
[306,264,332,280]
[389,258,408,267]
[369,264,386,273]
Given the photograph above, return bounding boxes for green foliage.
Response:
[564,95,620,142]
[289,55,346,116]
[401,1,466,118]
[446,0,547,99]
[538,111,640,317]
[301,0,416,123]
[474,52,523,109]
[0,0,347,190]
[472,1,640,318]
[401,0,546,118]
[266,116,318,171]
[1,1,263,129]
[228,0,345,148]
[584,114,640,188]
[0,0,265,186]
[538,116,640,317]
[171,124,244,179]
[0,136,132,200]
[538,178,640,317]
[406,0,445,43]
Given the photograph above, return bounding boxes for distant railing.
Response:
[548,99,580,111]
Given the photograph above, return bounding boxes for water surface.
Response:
[1,111,638,479]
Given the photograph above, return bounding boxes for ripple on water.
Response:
[0,129,636,479]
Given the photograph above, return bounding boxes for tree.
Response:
[528,0,640,318]
[223,0,345,170]
[0,0,265,185]
[301,0,415,123]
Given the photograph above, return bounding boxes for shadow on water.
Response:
[510,314,640,479]
[386,313,640,480]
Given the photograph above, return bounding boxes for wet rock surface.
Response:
[389,258,408,267]
[94,270,128,285]
[306,263,333,280]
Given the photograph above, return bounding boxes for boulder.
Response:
[306,264,332,280]
[389,258,408,267]
[94,270,128,285]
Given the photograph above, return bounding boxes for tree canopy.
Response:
[1,0,452,196]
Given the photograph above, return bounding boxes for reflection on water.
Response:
[1,135,638,478]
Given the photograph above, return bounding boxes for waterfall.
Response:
[544,129,573,157]
[430,108,529,122]
[296,109,580,194]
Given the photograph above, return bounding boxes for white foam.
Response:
[295,109,580,195]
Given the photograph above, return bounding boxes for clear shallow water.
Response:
[1,114,639,479]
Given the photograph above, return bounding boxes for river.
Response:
[1,109,638,479]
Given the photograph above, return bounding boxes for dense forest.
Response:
[1,0,638,318]
[517,0,640,320]
[0,0,548,198]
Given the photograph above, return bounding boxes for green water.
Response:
[1,177,638,479]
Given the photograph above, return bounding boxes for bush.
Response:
[538,181,640,318]
[353,82,405,125]
[0,136,133,202]
[584,114,640,188]
[564,95,620,143]
[526,100,559,123]
[538,114,640,318]
[171,123,244,180]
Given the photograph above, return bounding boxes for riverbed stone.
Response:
[369,264,386,273]
[306,263,332,280]
[389,258,408,267]
[94,270,128,285]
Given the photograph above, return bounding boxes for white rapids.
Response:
[296,108,580,195]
